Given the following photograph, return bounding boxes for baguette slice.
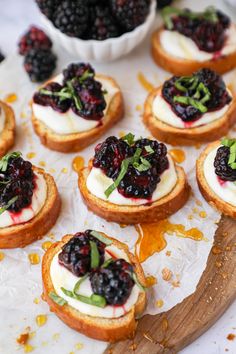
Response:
[31,75,124,153]
[151,28,236,75]
[0,167,61,248]
[78,162,190,224]
[42,232,147,342]
[143,87,236,146]
[196,141,236,218]
[0,100,15,157]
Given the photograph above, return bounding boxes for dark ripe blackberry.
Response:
[90,259,135,306]
[58,230,106,277]
[109,0,150,31]
[36,0,60,20]
[4,156,34,181]
[53,0,89,38]
[33,82,71,113]
[71,78,107,120]
[156,0,173,9]
[24,48,57,82]
[18,26,52,56]
[214,146,236,181]
[62,63,95,85]
[0,51,5,63]
[93,136,130,178]
[88,6,121,41]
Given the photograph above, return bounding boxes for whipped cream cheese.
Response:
[50,245,141,318]
[86,156,177,206]
[204,146,236,207]
[0,106,6,134]
[32,74,119,135]
[160,24,236,61]
[0,172,47,228]
[152,90,232,129]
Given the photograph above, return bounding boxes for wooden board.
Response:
[106,216,236,353]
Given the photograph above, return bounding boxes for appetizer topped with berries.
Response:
[143,68,236,145]
[0,101,15,157]
[42,230,146,342]
[197,138,236,218]
[79,134,190,224]
[152,6,236,75]
[31,62,124,152]
[0,152,60,248]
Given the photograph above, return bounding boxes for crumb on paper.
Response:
[165,251,171,257]
[36,314,47,327]
[162,268,173,281]
[227,333,235,341]
[156,299,164,308]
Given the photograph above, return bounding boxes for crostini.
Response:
[152,6,236,75]
[143,68,236,146]
[0,100,15,156]
[42,230,146,342]
[78,134,190,224]
[31,62,124,153]
[0,152,61,248]
[196,138,236,218]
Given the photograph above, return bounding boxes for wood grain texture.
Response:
[106,216,236,353]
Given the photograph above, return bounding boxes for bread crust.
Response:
[78,163,190,224]
[143,87,236,146]
[0,167,61,248]
[42,233,147,342]
[151,28,236,75]
[196,141,236,218]
[0,100,15,157]
[31,75,124,153]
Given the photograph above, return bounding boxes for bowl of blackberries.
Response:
[36,0,156,62]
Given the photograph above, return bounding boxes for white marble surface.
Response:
[0,0,235,353]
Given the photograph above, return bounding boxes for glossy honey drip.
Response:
[137,72,155,92]
[135,220,205,263]
[72,156,85,173]
[169,149,186,164]
[4,93,18,103]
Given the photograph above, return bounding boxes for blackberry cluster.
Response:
[156,0,173,9]
[33,62,107,120]
[170,10,230,53]
[18,26,52,56]
[90,259,134,305]
[0,155,35,213]
[58,230,106,277]
[35,0,151,40]
[0,51,5,63]
[214,146,236,181]
[93,136,169,199]
[162,68,232,122]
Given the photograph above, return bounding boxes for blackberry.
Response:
[62,63,95,84]
[3,156,34,181]
[36,0,60,19]
[90,259,134,306]
[0,51,5,63]
[110,0,151,31]
[88,6,120,40]
[214,146,236,181]
[24,48,57,82]
[58,230,106,277]
[93,136,130,179]
[33,82,71,113]
[53,0,89,38]
[156,0,173,9]
[18,26,52,56]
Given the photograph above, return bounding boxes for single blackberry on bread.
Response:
[90,259,135,305]
[58,230,106,277]
[214,146,236,181]
[88,5,120,40]
[109,0,150,31]
[53,0,89,38]
[63,63,95,84]
[0,51,5,63]
[24,48,57,82]
[36,0,60,19]
[18,26,52,56]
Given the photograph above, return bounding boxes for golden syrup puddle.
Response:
[135,220,205,263]
[169,148,186,164]
[72,156,85,173]
[137,72,155,92]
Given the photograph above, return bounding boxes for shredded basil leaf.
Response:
[90,241,100,268]
[0,196,18,216]
[90,230,113,245]
[73,275,88,295]
[0,152,22,172]
[49,292,68,306]
[221,138,236,169]
[121,133,135,146]
[101,258,114,268]
[144,145,154,154]
[132,272,146,292]
[61,287,106,308]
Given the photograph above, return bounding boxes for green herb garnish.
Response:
[133,157,151,172]
[221,138,236,169]
[73,274,88,295]
[101,258,114,268]
[61,287,106,308]
[121,133,135,146]
[90,230,113,245]
[0,152,22,172]
[0,196,18,216]
[173,96,208,113]
[131,273,146,292]
[49,291,68,306]
[144,145,154,154]
[90,241,100,268]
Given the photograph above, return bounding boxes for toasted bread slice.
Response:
[196,141,236,218]
[42,232,147,342]
[0,100,15,157]
[78,162,190,224]
[151,29,236,75]
[0,167,61,249]
[143,87,236,146]
[31,75,124,153]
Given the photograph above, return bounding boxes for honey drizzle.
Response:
[72,156,85,173]
[169,149,186,164]
[137,72,155,92]
[135,220,205,263]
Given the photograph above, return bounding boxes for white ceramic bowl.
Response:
[40,1,156,62]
